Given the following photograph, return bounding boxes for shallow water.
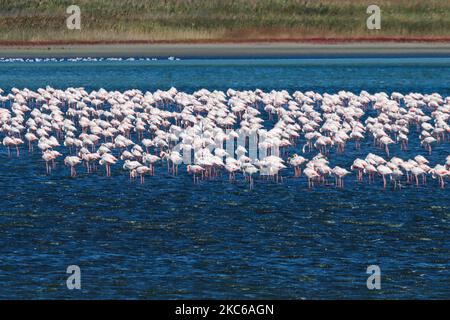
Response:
[0,57,449,299]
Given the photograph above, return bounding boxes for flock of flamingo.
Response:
[0,57,179,63]
[1,86,449,189]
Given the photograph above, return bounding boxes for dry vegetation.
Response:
[0,0,449,43]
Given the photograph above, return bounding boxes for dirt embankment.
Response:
[1,37,450,47]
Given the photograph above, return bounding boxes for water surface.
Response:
[0,57,449,299]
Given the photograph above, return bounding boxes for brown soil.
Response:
[2,37,450,47]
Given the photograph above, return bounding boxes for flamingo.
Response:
[99,153,117,177]
[243,164,258,189]
[187,164,204,183]
[332,166,350,188]
[42,150,56,174]
[304,166,320,188]
[136,166,151,184]
[377,165,392,188]
[142,153,160,175]
[430,165,448,188]
[64,156,81,177]
[289,154,307,177]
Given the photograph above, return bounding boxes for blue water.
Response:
[0,57,449,299]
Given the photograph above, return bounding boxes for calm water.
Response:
[0,57,449,299]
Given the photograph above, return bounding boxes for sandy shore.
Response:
[1,42,450,58]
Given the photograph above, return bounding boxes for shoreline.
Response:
[2,41,450,58]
